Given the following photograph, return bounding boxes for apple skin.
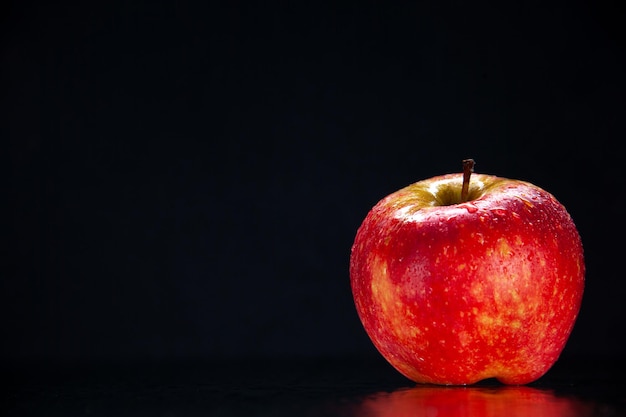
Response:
[350,173,584,385]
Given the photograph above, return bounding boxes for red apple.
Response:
[350,160,584,385]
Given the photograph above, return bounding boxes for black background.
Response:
[3,0,625,365]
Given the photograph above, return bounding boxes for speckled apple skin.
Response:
[350,173,585,385]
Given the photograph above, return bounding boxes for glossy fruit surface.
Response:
[350,173,584,385]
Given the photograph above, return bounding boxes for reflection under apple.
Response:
[349,385,594,417]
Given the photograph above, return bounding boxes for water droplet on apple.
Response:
[492,208,507,217]
[463,204,478,214]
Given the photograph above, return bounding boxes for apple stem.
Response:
[461,159,475,202]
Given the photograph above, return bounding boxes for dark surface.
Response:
[4,355,626,416]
